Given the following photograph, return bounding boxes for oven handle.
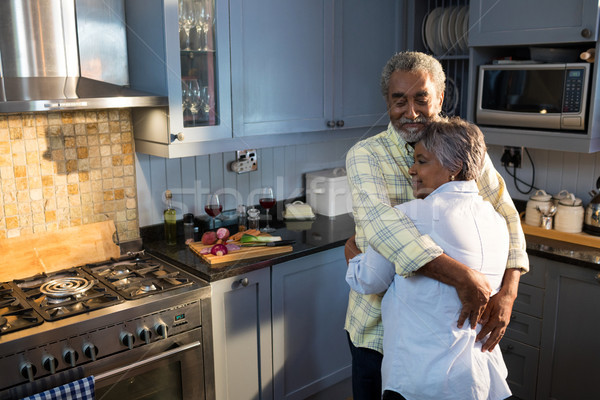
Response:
[94,341,201,381]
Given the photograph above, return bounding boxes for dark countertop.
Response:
[141,212,356,282]
[140,200,600,283]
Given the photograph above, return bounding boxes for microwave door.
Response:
[477,68,564,130]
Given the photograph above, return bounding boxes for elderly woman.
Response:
[346,117,512,400]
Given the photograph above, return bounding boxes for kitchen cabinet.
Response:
[536,259,600,400]
[210,267,273,400]
[469,0,600,46]
[502,256,547,400]
[228,0,402,137]
[126,0,233,158]
[271,247,351,399]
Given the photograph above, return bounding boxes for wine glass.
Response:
[181,80,193,122]
[205,193,222,230]
[187,79,201,119]
[178,0,196,50]
[259,187,276,232]
[200,86,212,121]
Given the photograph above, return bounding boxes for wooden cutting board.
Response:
[189,239,293,265]
[0,220,121,282]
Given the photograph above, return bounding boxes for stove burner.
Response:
[139,281,157,293]
[109,263,134,277]
[40,277,95,298]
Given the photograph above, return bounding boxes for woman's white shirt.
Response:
[346,180,512,400]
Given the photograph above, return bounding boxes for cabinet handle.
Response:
[501,344,514,353]
[595,273,600,283]
[239,277,249,287]
[581,28,592,38]
[326,120,336,128]
[336,120,345,128]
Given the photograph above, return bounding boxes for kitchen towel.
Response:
[21,376,95,400]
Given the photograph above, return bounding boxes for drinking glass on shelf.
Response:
[181,80,193,120]
[259,187,276,232]
[200,86,211,121]
[187,79,201,119]
[178,0,196,50]
[205,193,222,230]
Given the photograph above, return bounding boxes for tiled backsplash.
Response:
[0,110,139,240]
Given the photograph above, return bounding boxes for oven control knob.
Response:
[155,323,168,339]
[42,355,58,374]
[83,343,98,361]
[63,349,79,367]
[20,362,36,382]
[121,332,136,350]
[138,328,152,345]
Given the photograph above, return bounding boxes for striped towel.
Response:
[21,376,95,400]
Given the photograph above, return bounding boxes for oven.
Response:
[0,252,213,400]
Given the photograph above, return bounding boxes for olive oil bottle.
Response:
[164,190,177,245]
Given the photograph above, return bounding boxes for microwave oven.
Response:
[476,63,590,132]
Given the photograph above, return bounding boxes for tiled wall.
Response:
[0,109,139,240]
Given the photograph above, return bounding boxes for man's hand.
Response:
[419,254,491,329]
[476,268,521,352]
[344,235,361,264]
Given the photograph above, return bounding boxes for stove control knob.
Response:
[20,362,36,382]
[138,328,152,345]
[63,349,79,367]
[83,343,98,361]
[121,332,135,350]
[155,323,168,339]
[42,355,58,374]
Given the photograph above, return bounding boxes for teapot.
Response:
[584,177,600,235]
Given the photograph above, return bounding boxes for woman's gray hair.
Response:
[418,117,487,181]
[380,51,446,98]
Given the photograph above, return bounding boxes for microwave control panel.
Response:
[563,68,585,113]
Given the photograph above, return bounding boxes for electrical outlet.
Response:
[230,149,258,173]
[501,146,522,168]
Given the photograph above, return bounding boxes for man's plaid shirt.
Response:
[344,123,529,353]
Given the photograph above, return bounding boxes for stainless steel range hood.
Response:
[0,0,168,113]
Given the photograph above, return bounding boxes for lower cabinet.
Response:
[210,247,351,400]
[271,247,351,400]
[210,267,273,400]
[537,260,600,400]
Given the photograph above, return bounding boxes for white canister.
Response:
[525,190,553,226]
[554,194,584,233]
[552,189,571,206]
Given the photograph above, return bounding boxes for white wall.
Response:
[135,138,358,226]
[487,145,600,205]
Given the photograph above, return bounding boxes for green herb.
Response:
[240,234,282,243]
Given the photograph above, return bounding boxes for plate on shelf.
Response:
[425,7,444,55]
[438,7,452,54]
[442,77,459,116]
[447,6,460,53]
[454,6,468,53]
[460,6,470,52]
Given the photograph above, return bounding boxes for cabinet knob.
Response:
[326,120,336,128]
[239,277,249,287]
[501,344,514,353]
[335,120,344,127]
[595,273,600,283]
[171,132,185,142]
[581,28,592,38]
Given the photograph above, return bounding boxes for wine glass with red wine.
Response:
[259,187,276,232]
[205,193,222,230]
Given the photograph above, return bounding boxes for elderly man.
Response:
[344,51,528,400]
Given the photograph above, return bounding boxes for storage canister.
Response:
[525,190,553,226]
[554,194,584,233]
[305,168,353,217]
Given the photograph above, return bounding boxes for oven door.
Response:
[88,328,204,400]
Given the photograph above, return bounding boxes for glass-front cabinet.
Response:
[126,0,232,158]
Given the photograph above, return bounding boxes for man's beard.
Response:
[392,116,432,143]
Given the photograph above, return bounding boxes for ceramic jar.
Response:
[554,194,584,233]
[552,189,571,206]
[525,190,553,226]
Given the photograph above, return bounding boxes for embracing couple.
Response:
[344,51,528,400]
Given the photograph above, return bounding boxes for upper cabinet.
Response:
[229,0,402,137]
[469,0,600,46]
[126,0,232,158]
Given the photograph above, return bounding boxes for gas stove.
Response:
[0,251,211,398]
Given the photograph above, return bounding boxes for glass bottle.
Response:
[183,213,195,241]
[247,207,260,230]
[164,190,177,245]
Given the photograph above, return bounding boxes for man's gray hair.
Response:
[419,117,487,181]
[380,51,446,98]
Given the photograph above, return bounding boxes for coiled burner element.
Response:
[40,277,95,298]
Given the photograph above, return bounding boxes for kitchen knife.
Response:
[241,240,296,247]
